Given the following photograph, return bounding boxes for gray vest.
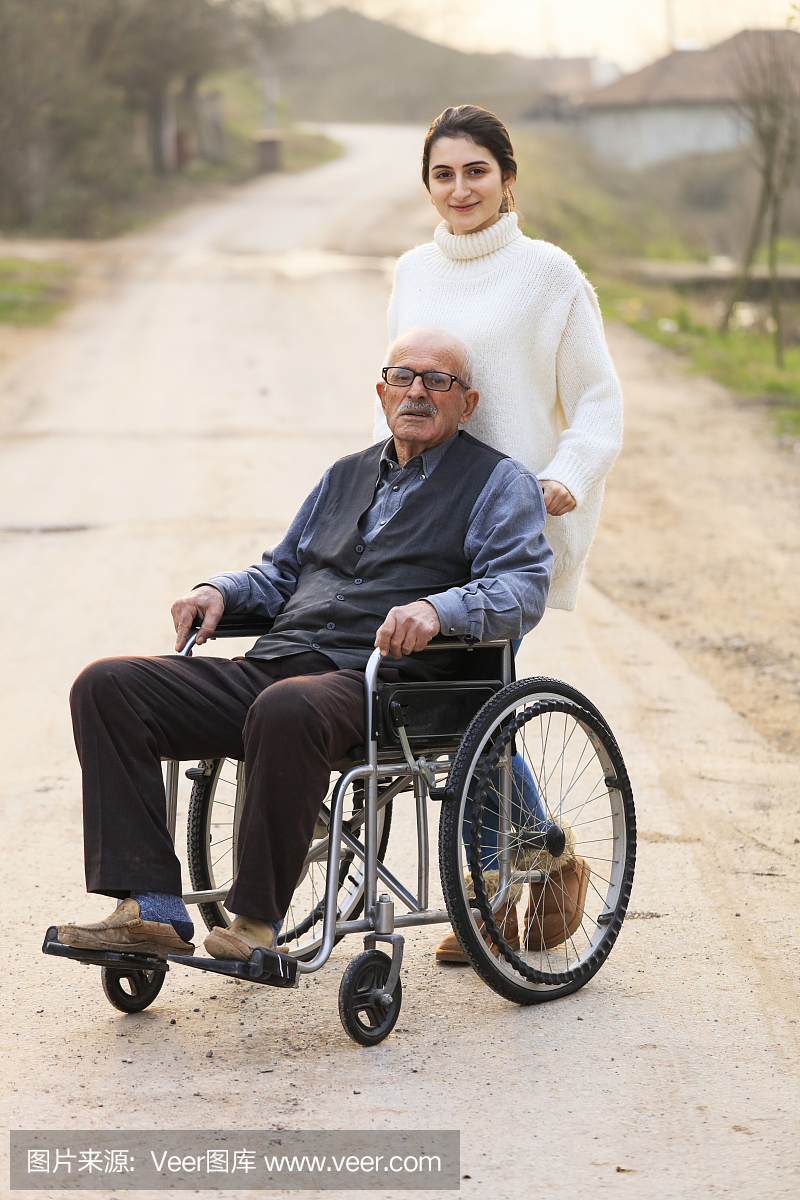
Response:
[248,431,507,675]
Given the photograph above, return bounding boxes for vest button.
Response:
[354,578,362,585]
[326,622,335,630]
[355,545,364,553]
[336,594,344,601]
[312,642,320,650]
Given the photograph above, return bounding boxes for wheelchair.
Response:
[44,616,636,1046]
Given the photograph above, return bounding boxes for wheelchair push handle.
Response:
[178,632,198,657]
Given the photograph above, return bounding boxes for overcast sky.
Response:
[305,0,795,69]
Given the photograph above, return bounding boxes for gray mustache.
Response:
[397,398,437,416]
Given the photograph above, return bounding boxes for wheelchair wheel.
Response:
[338,950,402,1046]
[439,677,635,1005]
[186,759,392,960]
[101,965,165,1013]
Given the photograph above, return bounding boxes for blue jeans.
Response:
[461,637,548,872]
[462,755,548,872]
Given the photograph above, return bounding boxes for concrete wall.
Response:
[577,104,748,167]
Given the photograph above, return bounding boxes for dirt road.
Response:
[1,126,799,1199]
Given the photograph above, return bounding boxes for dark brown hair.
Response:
[422,105,517,213]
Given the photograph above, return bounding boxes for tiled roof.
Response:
[585,29,800,108]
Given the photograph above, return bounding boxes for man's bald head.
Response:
[377,326,480,466]
[386,326,474,388]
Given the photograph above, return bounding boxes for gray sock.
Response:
[131,892,194,942]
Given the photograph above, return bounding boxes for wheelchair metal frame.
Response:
[169,633,514,985]
[43,624,635,1038]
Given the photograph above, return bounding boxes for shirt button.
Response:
[326,622,335,630]
[421,474,427,480]
[392,485,399,491]
[355,545,364,553]
[312,642,320,650]
[354,578,362,585]
[336,594,344,601]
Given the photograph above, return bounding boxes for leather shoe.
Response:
[204,915,275,962]
[524,856,591,951]
[57,897,194,959]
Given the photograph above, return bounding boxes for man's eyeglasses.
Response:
[382,366,468,392]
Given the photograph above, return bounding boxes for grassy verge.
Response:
[281,129,342,173]
[595,276,800,436]
[0,258,75,325]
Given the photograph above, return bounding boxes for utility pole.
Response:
[665,0,676,51]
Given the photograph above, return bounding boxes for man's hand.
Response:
[540,479,576,516]
[171,584,225,652]
[375,600,441,659]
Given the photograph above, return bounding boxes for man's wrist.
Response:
[425,600,441,634]
[193,582,227,603]
[423,596,454,635]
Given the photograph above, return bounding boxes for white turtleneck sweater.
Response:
[374,212,623,611]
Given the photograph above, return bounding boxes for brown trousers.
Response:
[69,652,368,922]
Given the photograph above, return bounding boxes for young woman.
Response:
[376,104,622,612]
[375,106,624,963]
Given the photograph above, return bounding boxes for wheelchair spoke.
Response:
[441,681,634,1001]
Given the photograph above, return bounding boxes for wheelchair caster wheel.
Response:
[338,950,402,1046]
[101,965,166,1014]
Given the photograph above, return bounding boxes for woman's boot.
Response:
[523,856,591,951]
[436,870,521,963]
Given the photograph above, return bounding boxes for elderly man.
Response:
[58,326,552,963]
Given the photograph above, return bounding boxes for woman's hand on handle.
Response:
[375,600,441,659]
[540,479,576,516]
[172,584,225,651]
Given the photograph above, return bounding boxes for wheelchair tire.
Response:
[186,759,393,960]
[101,965,165,1013]
[439,677,635,1005]
[338,950,402,1046]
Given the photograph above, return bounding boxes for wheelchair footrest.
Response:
[168,946,298,989]
[42,926,169,973]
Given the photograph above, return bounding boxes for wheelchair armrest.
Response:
[423,634,511,650]
[425,633,478,647]
[192,614,275,639]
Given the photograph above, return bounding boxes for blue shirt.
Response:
[207,435,552,646]
[359,434,456,542]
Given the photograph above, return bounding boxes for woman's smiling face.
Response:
[427,135,514,235]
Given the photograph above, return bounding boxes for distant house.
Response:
[576,29,800,168]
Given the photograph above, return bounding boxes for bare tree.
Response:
[98,0,241,175]
[0,0,277,231]
[0,0,138,229]
[720,30,800,368]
